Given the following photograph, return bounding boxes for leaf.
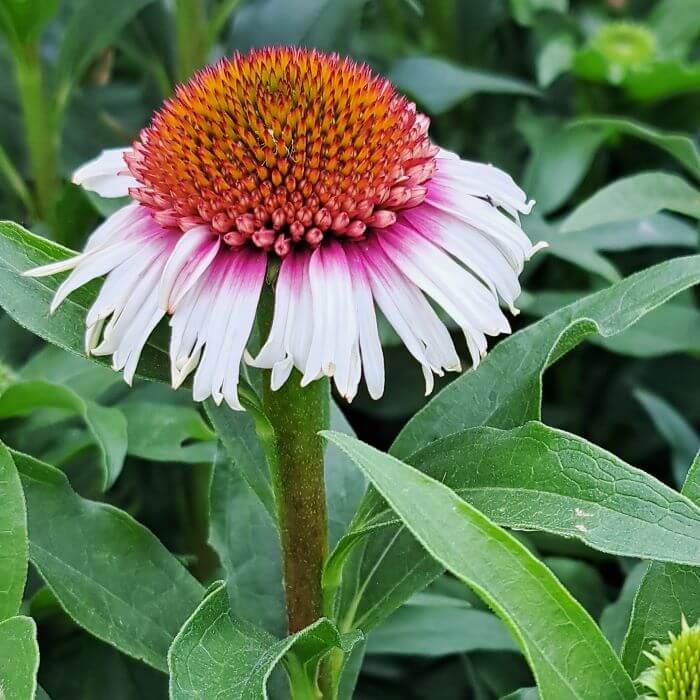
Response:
[388,56,540,115]
[620,451,700,679]
[510,0,567,26]
[328,421,700,635]
[366,602,517,656]
[323,431,636,700]
[0,0,58,47]
[13,449,204,672]
[524,215,620,282]
[205,400,277,522]
[230,0,368,52]
[649,0,700,58]
[522,295,700,359]
[168,582,362,700]
[208,445,286,636]
[38,630,167,700]
[0,442,26,621]
[57,0,157,94]
[519,113,607,214]
[392,254,700,459]
[0,380,127,490]
[121,401,216,464]
[0,221,172,385]
[20,345,120,401]
[555,213,699,252]
[599,562,647,653]
[325,403,367,547]
[635,388,700,487]
[560,172,700,232]
[0,616,39,700]
[570,117,700,181]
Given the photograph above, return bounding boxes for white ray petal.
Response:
[73,148,138,197]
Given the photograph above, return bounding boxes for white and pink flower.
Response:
[26,47,543,409]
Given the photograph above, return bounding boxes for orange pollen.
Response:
[125,47,437,257]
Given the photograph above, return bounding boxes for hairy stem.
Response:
[262,368,329,633]
[256,285,330,636]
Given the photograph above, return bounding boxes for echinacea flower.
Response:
[26,47,541,409]
[638,616,700,699]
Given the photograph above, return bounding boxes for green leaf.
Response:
[510,0,567,26]
[13,449,204,672]
[649,0,700,58]
[208,445,286,636]
[620,451,700,679]
[388,56,540,115]
[600,562,647,653]
[20,345,120,401]
[205,400,277,522]
[230,0,367,52]
[570,117,700,181]
[519,113,607,214]
[325,403,367,547]
[121,401,216,464]
[168,582,361,699]
[0,615,39,700]
[635,388,700,487]
[57,0,157,95]
[323,431,636,700]
[537,34,575,87]
[366,602,517,656]
[561,172,700,232]
[0,0,58,47]
[0,442,27,621]
[0,380,127,489]
[524,215,620,282]
[522,294,700,359]
[623,59,700,102]
[0,221,172,385]
[554,214,699,252]
[329,422,700,635]
[392,254,700,459]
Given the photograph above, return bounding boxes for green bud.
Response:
[639,616,700,700]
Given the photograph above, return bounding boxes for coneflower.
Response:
[26,47,541,408]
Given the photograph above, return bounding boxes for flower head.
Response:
[639,616,700,699]
[26,47,541,409]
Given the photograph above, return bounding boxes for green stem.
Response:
[257,286,330,636]
[174,0,208,81]
[13,42,59,230]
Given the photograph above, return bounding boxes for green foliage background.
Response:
[0,0,699,698]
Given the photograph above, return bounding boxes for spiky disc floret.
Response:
[639,617,700,700]
[126,47,436,257]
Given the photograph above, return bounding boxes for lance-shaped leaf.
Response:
[560,172,700,232]
[621,450,700,678]
[168,582,362,700]
[323,432,636,700]
[0,615,39,699]
[14,449,204,671]
[327,423,700,633]
[0,380,127,489]
[392,254,700,459]
[0,441,27,621]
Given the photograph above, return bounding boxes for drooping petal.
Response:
[72,148,139,197]
[173,248,266,409]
